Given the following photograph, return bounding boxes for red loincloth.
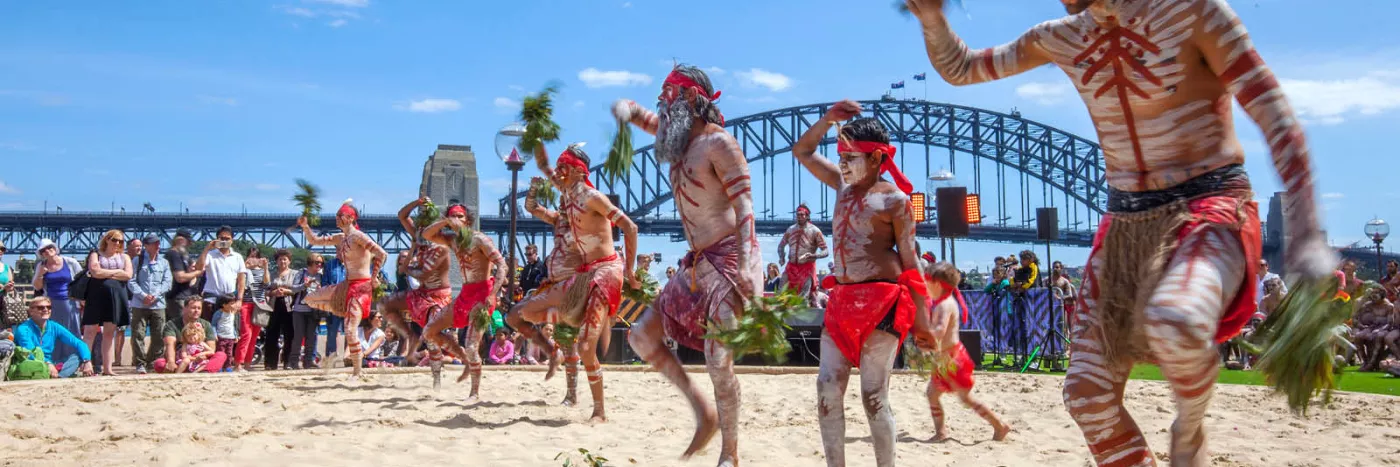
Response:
[656,235,757,351]
[784,261,817,293]
[823,274,921,367]
[931,342,976,393]
[344,278,373,320]
[408,287,454,327]
[451,278,496,330]
[565,254,624,319]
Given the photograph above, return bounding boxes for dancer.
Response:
[379,196,456,383]
[777,203,828,304]
[421,204,506,400]
[904,0,1336,464]
[523,177,584,405]
[791,104,933,467]
[614,64,761,465]
[922,261,1010,442]
[506,142,638,423]
[298,200,389,378]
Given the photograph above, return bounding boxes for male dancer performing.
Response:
[505,142,638,423]
[298,200,389,378]
[613,64,762,466]
[923,261,1010,442]
[379,196,455,383]
[905,0,1336,465]
[777,203,828,304]
[791,104,933,467]
[421,204,506,401]
[524,176,585,405]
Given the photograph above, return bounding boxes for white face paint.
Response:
[838,152,875,186]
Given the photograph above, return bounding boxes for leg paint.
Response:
[956,391,1010,441]
[816,332,853,467]
[858,332,901,467]
[457,325,485,400]
[344,314,363,377]
[1143,227,1244,467]
[706,301,743,467]
[627,309,717,459]
[926,382,948,441]
[562,348,581,407]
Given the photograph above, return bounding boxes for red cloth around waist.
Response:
[344,278,373,320]
[931,342,976,393]
[823,281,914,367]
[784,261,816,288]
[451,278,496,329]
[408,287,454,327]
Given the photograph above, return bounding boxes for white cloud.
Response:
[1322,192,1345,200]
[734,68,793,92]
[1015,81,1074,105]
[578,68,654,88]
[304,0,369,7]
[705,66,725,76]
[282,7,316,17]
[508,84,525,92]
[0,180,20,194]
[1281,71,1400,125]
[399,98,461,113]
[196,95,239,106]
[494,97,520,110]
[254,183,282,192]
[328,19,348,27]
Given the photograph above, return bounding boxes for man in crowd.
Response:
[194,225,247,323]
[299,200,389,378]
[520,243,548,296]
[791,102,933,466]
[614,64,759,464]
[127,235,171,374]
[777,204,828,305]
[164,229,201,328]
[14,297,95,378]
[154,299,225,373]
[1255,259,1286,307]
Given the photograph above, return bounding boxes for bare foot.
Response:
[932,431,950,442]
[716,455,738,467]
[465,394,480,405]
[561,394,577,407]
[456,367,472,383]
[588,411,607,424]
[992,423,1011,442]
[543,351,560,381]
[681,404,719,459]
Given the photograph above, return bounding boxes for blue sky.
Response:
[2,0,1398,273]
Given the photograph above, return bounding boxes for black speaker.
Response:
[607,194,623,238]
[1036,207,1059,241]
[936,186,969,237]
[959,329,984,369]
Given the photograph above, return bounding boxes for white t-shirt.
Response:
[202,249,249,298]
[357,328,386,358]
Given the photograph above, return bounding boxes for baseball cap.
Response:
[142,234,161,245]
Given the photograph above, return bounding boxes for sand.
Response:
[1,366,1396,467]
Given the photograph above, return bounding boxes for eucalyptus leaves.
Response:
[704,289,808,364]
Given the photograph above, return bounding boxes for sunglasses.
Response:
[0,247,7,253]
[109,238,125,244]
[31,305,52,310]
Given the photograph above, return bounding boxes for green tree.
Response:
[13,257,35,283]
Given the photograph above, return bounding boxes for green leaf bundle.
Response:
[415,199,441,231]
[903,342,957,382]
[531,178,558,208]
[603,121,633,184]
[554,324,580,348]
[454,225,476,252]
[518,84,563,154]
[621,270,659,306]
[470,304,491,332]
[703,288,808,364]
[1246,276,1355,415]
[292,179,322,227]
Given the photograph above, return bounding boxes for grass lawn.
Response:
[977,355,1400,397]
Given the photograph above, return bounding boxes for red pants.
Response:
[235,302,262,365]
[154,352,228,373]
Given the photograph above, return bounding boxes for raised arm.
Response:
[1194,0,1333,279]
[525,177,560,225]
[586,191,638,285]
[531,144,557,187]
[397,197,426,235]
[711,133,759,297]
[612,99,660,136]
[297,217,342,247]
[421,218,458,249]
[906,0,1052,86]
[792,101,858,190]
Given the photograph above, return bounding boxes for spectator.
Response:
[1255,259,1286,306]
[520,244,547,294]
[357,312,387,366]
[211,299,238,372]
[155,300,225,373]
[0,240,12,319]
[31,239,84,363]
[84,229,133,376]
[665,266,676,282]
[195,226,247,323]
[127,234,171,374]
[764,263,781,292]
[173,322,216,373]
[164,229,201,327]
[263,249,299,370]
[235,248,269,371]
[372,326,404,367]
[1012,250,1039,290]
[321,252,347,361]
[488,328,514,365]
[394,252,418,291]
[13,296,94,378]
[288,255,325,369]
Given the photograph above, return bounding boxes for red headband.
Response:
[663,70,725,125]
[446,205,467,218]
[557,150,594,189]
[837,140,912,194]
[922,252,936,264]
[336,203,359,229]
[931,279,969,324]
[796,205,810,216]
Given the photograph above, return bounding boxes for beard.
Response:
[656,98,695,165]
[1063,0,1095,14]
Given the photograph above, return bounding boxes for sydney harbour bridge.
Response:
[0,99,1363,267]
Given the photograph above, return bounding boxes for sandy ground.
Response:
[1,366,1397,467]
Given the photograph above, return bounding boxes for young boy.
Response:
[923,261,1010,441]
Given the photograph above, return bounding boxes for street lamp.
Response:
[1365,218,1389,278]
[496,122,527,307]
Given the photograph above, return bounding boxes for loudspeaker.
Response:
[607,194,623,238]
[959,329,984,369]
[1036,207,1059,241]
[936,186,969,237]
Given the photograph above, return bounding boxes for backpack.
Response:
[6,346,51,381]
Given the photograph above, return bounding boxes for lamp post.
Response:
[1365,218,1389,279]
[496,123,527,307]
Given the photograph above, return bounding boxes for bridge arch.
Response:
[502,99,1107,239]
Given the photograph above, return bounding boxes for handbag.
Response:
[251,300,273,327]
[2,290,27,328]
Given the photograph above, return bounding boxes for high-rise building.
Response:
[419,144,480,289]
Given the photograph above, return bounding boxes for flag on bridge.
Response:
[891,81,905,89]
[913,73,927,81]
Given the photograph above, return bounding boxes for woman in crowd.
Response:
[84,230,133,376]
[287,255,324,370]
[764,263,781,293]
[263,249,298,370]
[0,240,13,319]
[236,248,269,371]
[357,312,387,367]
[32,239,84,363]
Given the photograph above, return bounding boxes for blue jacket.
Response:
[14,319,91,364]
[129,252,172,309]
[322,258,346,286]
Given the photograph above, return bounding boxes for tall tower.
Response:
[419,144,480,289]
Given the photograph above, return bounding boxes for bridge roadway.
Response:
[0,211,1095,255]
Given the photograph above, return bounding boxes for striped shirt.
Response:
[243,267,268,303]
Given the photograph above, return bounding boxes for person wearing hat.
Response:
[164,229,202,328]
[127,234,171,374]
[30,239,85,363]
